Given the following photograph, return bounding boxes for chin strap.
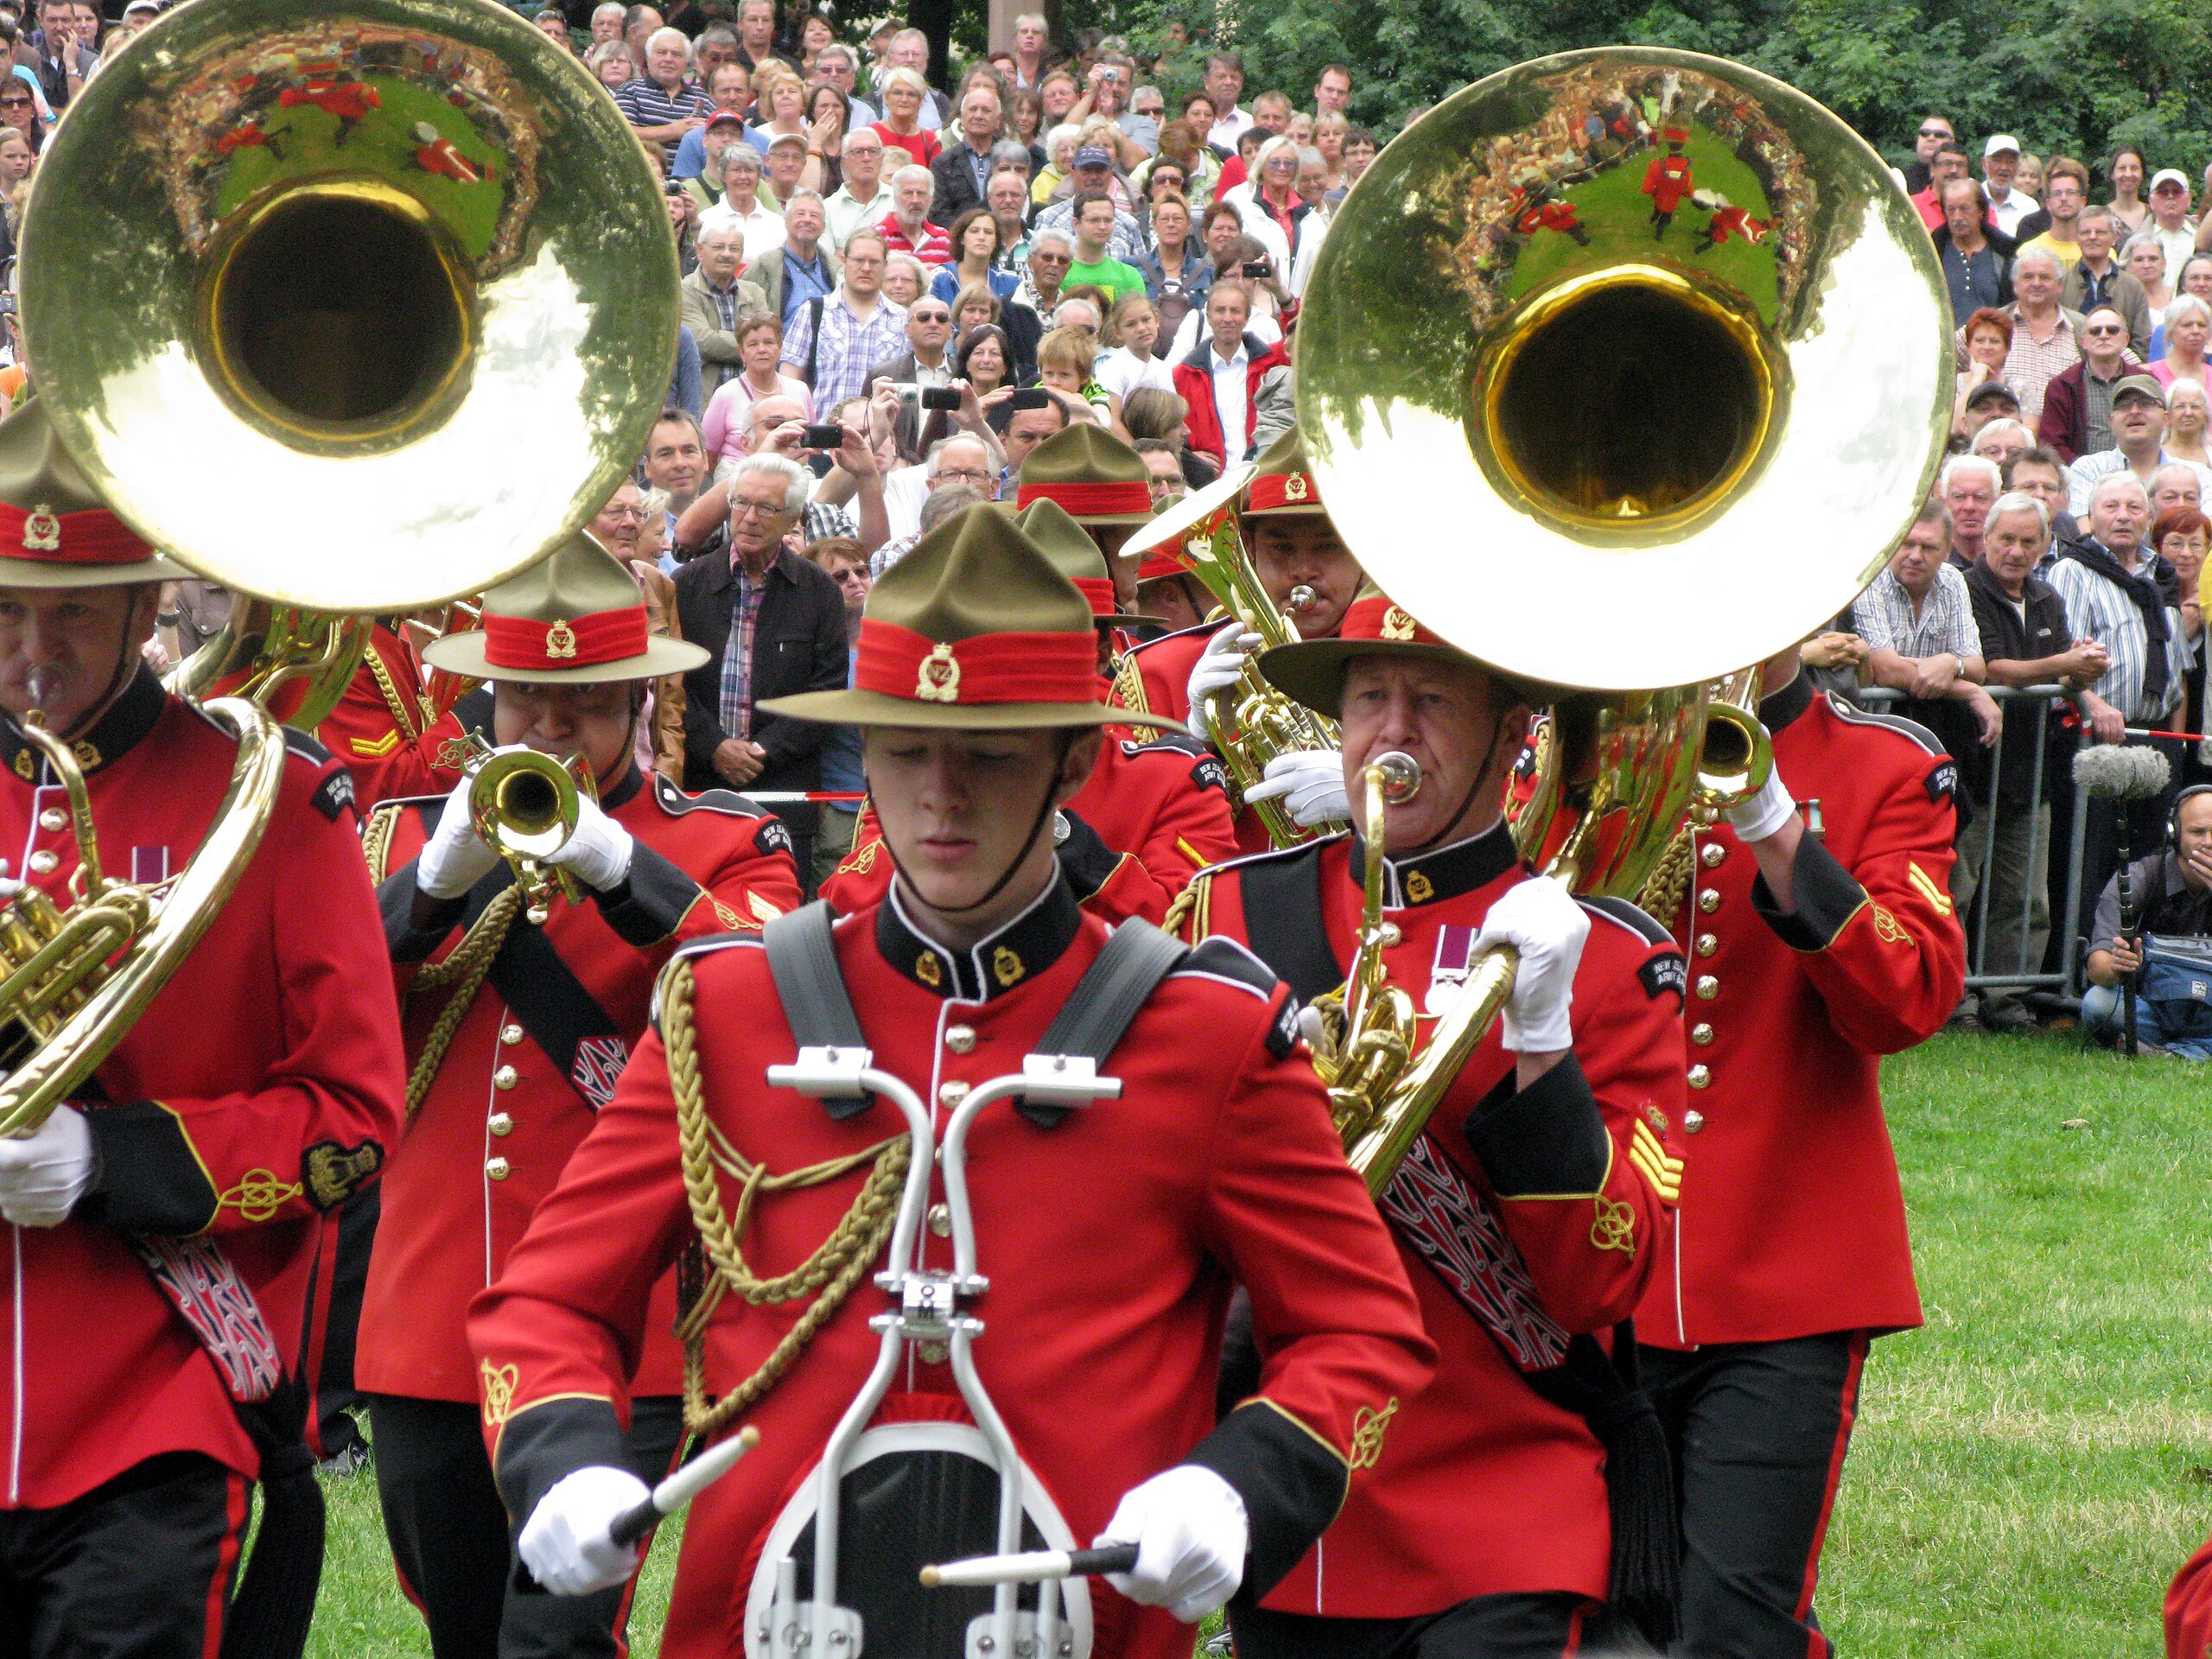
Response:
[889,731,1074,918]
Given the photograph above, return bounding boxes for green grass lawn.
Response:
[302,1029,2212,1657]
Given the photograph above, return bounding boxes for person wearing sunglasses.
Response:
[1903,111,1954,195]
[0,73,42,155]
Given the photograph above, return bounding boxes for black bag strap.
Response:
[801,295,825,390]
[1020,919,1186,1126]
[762,902,872,1117]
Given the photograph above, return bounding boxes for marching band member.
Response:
[1122,433,1365,853]
[356,532,801,1659]
[1179,586,1691,1656]
[1013,423,1162,615]
[0,400,406,1656]
[823,498,1238,924]
[1635,651,1965,1658]
[467,506,1434,1659]
[318,616,472,808]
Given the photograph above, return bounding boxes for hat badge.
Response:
[1381,605,1418,641]
[1284,474,1309,502]
[21,505,59,553]
[543,619,579,661]
[916,641,962,702]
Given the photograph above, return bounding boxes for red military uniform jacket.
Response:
[821,729,1238,926]
[357,766,801,1403]
[1635,673,1966,1349]
[2168,1535,2212,1659]
[317,623,468,808]
[469,877,1435,1659]
[1119,620,1228,733]
[1185,823,1688,1617]
[1643,150,1694,214]
[0,671,405,1508]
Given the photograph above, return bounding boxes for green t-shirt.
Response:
[1065,255,1149,307]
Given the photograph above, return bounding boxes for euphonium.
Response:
[1307,753,1422,1138]
[1121,467,1348,846]
[463,734,594,925]
[1294,46,1952,1190]
[0,0,676,1134]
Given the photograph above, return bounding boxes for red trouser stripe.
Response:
[202,1470,252,1659]
[1794,1328,1870,1655]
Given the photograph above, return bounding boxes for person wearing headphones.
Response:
[2083,781,2212,1056]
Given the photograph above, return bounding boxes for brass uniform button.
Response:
[938,1081,969,1108]
[944,1025,976,1055]
[500,1023,524,1046]
[493,1065,518,1090]
[36,808,64,831]
[486,1157,511,1180]
[1695,933,1718,957]
[487,1113,514,1137]
[1690,1022,1713,1046]
[1700,842,1726,868]
[1687,1065,1711,1090]
[27,850,56,874]
[1694,976,1719,1001]
[1697,887,1721,914]
[1684,1109,1705,1133]
[927,1201,952,1237]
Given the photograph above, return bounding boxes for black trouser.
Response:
[0,1451,248,1659]
[1642,1332,1869,1659]
[368,1393,687,1659]
[308,1185,378,1464]
[1230,1592,1595,1658]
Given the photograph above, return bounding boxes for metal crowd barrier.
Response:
[1852,684,2093,1001]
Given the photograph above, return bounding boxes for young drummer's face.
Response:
[493,679,637,790]
[866,725,1097,910]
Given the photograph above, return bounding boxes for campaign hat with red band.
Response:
[1010,498,1160,627]
[422,531,708,684]
[761,503,1178,732]
[1259,583,1500,718]
[1241,429,1327,518]
[1014,425,1158,526]
[0,398,186,589]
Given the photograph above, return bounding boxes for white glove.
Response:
[1724,766,1797,843]
[1471,875,1589,1054]
[541,793,635,893]
[1240,747,1349,828]
[518,1465,651,1596]
[416,766,503,900]
[1185,628,1259,742]
[0,1104,96,1227]
[1096,1464,1248,1624]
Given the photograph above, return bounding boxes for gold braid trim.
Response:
[1636,821,1696,925]
[402,887,526,1123]
[1110,650,1150,716]
[1161,878,1202,941]
[364,643,436,742]
[361,804,402,882]
[662,958,911,1438]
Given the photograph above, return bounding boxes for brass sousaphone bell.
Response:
[0,0,677,1133]
[1294,48,1952,1186]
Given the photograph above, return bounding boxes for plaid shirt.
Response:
[780,290,910,411]
[2000,307,2082,428]
[1852,563,1983,661]
[716,559,770,740]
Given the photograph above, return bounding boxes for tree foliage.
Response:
[1060,0,2212,182]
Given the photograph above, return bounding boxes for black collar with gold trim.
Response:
[1347,818,1519,909]
[599,760,645,814]
[877,869,1084,1001]
[3,666,167,784]
[1758,668,1815,735]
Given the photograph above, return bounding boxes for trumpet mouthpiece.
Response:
[1286,584,1318,611]
[1374,751,1423,803]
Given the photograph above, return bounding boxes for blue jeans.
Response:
[2083,970,2212,1058]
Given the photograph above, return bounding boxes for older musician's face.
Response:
[0,582,159,735]
[1249,516,1360,638]
[1338,657,1526,855]
[493,678,638,790]
[866,725,1100,918]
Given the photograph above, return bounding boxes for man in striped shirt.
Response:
[2000,248,2086,429]
[613,27,713,159]
[877,163,953,265]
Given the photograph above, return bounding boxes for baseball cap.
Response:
[2153,168,2191,193]
[2113,374,2167,406]
[1983,134,2020,158]
[121,0,160,15]
[705,109,744,130]
[766,129,808,149]
[1073,145,1113,169]
[1963,380,2019,412]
